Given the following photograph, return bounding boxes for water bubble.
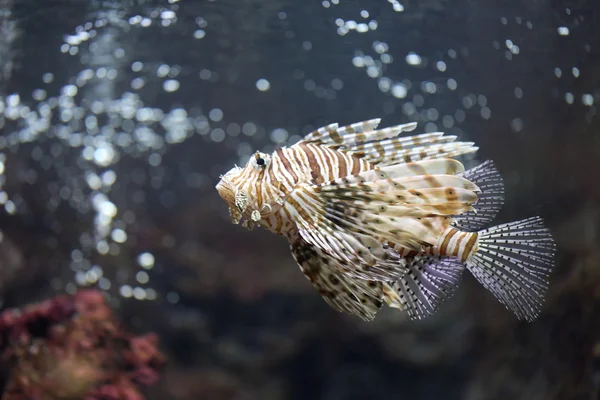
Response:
[209,108,223,122]
[554,67,562,78]
[199,69,212,80]
[210,128,226,143]
[331,78,344,90]
[565,92,574,104]
[93,145,116,167]
[111,228,127,243]
[405,52,422,66]
[270,128,288,143]
[32,89,47,101]
[101,170,117,186]
[138,252,155,269]
[242,122,257,136]
[256,78,271,91]
[481,107,492,119]
[352,56,365,68]
[98,278,111,290]
[131,77,145,90]
[423,82,437,94]
[157,64,170,77]
[136,271,149,284]
[5,201,16,214]
[167,292,180,304]
[356,23,369,33]
[148,153,162,166]
[163,79,180,92]
[120,285,133,298]
[511,118,524,132]
[514,87,523,99]
[86,173,102,190]
[391,84,407,98]
[195,17,207,27]
[42,73,54,83]
[131,61,144,72]
[161,10,176,19]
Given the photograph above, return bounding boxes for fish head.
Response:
[215,150,285,225]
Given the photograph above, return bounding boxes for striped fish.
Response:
[215,118,556,322]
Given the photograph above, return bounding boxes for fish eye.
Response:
[252,152,270,169]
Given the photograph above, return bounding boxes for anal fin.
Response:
[383,255,466,320]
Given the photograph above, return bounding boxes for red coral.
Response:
[0,289,166,400]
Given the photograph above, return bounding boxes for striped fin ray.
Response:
[300,119,381,146]
[311,174,480,250]
[324,207,450,251]
[353,141,478,166]
[466,216,556,321]
[347,131,455,157]
[288,187,409,280]
[300,227,408,281]
[324,122,419,149]
[321,173,480,193]
[382,255,466,319]
[320,158,465,187]
[320,174,481,219]
[454,160,505,231]
[330,188,479,209]
[300,122,340,145]
[301,119,419,148]
[290,238,384,321]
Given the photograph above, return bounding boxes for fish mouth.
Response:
[216,176,295,226]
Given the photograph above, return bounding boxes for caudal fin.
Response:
[466,216,556,321]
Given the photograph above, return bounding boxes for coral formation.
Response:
[0,290,165,400]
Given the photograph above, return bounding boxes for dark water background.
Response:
[0,0,599,399]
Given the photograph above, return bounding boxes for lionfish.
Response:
[215,119,556,322]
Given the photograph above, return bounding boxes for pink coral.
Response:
[0,289,166,400]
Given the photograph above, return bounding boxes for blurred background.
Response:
[0,0,599,399]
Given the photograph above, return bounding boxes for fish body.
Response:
[216,119,556,322]
[255,143,373,236]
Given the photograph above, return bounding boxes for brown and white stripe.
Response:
[432,226,479,262]
[254,143,373,236]
[388,225,479,262]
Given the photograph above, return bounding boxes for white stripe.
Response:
[272,151,296,191]
[445,230,462,256]
[307,146,329,181]
[457,232,476,260]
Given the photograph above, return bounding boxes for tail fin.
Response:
[454,160,505,232]
[466,216,556,321]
